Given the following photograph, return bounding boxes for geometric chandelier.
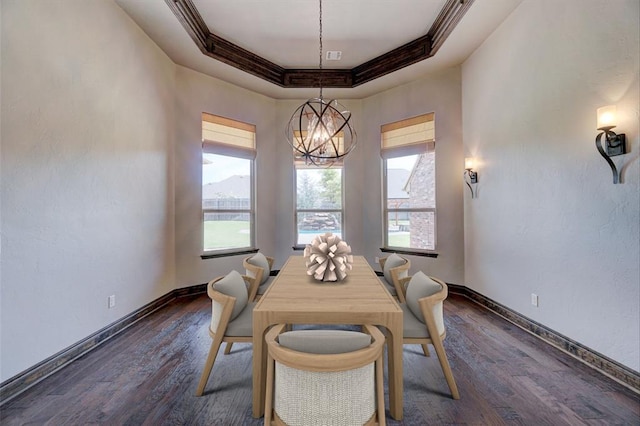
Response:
[285,0,356,166]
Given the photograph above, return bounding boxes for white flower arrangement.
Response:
[303,232,353,282]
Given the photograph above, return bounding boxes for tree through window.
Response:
[295,167,343,246]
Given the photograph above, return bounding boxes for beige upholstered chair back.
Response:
[243,253,275,300]
[264,324,386,426]
[399,273,460,400]
[379,254,411,302]
[210,298,224,334]
[207,273,253,333]
[432,300,445,337]
[275,363,374,425]
[403,274,448,338]
[195,271,255,397]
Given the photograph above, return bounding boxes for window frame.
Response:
[381,113,437,254]
[201,113,257,257]
[293,163,345,249]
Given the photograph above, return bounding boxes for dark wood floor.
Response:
[1,294,638,425]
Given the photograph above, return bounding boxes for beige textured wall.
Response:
[360,67,465,284]
[0,0,176,380]
[462,0,639,370]
[173,66,279,284]
[174,79,458,281]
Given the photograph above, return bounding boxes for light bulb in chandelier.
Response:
[287,98,356,166]
[308,110,336,147]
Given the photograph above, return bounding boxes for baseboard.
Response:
[2,282,637,406]
[447,283,640,394]
[0,284,207,406]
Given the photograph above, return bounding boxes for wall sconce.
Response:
[464,157,478,198]
[596,105,626,184]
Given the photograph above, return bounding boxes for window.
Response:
[202,113,255,254]
[381,113,436,251]
[295,165,344,246]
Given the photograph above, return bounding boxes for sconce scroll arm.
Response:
[595,130,621,184]
[464,170,476,198]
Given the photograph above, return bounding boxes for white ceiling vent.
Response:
[326,51,342,61]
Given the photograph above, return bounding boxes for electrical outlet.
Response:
[531,293,538,307]
[108,295,116,309]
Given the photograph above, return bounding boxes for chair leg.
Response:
[421,343,431,357]
[195,335,224,396]
[264,354,276,426]
[431,337,460,400]
[375,354,386,426]
[224,342,233,354]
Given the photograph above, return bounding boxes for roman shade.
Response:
[381,112,435,159]
[202,112,256,160]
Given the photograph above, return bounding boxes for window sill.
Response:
[380,247,438,258]
[201,248,258,260]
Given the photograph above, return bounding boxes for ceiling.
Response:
[115,0,522,100]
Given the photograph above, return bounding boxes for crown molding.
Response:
[165,0,475,88]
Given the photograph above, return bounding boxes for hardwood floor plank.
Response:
[517,375,588,425]
[1,294,638,425]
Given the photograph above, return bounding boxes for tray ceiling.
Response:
[115,0,522,99]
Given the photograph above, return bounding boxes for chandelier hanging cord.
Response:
[284,0,357,166]
[318,0,323,98]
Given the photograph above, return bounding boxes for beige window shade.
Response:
[381,113,435,159]
[202,113,256,159]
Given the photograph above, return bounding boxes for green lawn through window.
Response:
[388,233,410,247]
[204,220,251,250]
[204,220,411,250]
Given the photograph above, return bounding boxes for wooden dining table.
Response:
[251,255,404,420]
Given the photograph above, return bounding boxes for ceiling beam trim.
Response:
[429,0,476,55]
[283,70,353,89]
[206,34,285,86]
[351,34,432,87]
[166,0,209,53]
[166,0,474,89]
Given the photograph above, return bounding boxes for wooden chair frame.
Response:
[196,274,256,397]
[398,275,460,399]
[264,324,386,426]
[379,255,411,303]
[243,254,275,301]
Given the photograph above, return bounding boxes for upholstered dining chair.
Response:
[264,324,386,426]
[195,270,257,397]
[228,253,274,356]
[396,271,460,399]
[243,252,275,301]
[378,253,411,302]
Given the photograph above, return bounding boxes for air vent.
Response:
[326,51,342,61]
